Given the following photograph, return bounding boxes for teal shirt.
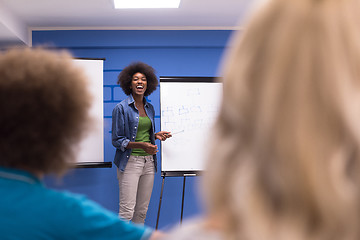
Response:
[0,167,152,240]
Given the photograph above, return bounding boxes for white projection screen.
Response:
[160,77,222,173]
[72,59,104,163]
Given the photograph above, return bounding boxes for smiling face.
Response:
[131,72,147,97]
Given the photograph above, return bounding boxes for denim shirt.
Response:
[112,95,157,171]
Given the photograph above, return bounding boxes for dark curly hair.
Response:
[117,62,158,96]
[0,47,91,176]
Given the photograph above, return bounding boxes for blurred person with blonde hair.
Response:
[165,0,360,239]
[0,47,162,240]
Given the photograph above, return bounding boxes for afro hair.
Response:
[117,62,158,96]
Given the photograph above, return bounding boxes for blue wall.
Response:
[33,30,233,230]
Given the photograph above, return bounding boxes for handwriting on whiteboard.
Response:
[162,104,218,132]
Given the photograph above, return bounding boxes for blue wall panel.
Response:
[34,30,233,230]
[33,30,231,47]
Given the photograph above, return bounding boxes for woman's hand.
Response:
[142,142,158,155]
[155,131,172,141]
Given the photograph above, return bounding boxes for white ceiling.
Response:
[0,0,260,47]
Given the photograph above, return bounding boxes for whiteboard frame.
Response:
[72,58,110,168]
[160,76,219,175]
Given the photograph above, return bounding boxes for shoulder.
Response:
[44,189,151,239]
[148,103,155,110]
[145,100,155,110]
[41,188,110,221]
[44,188,95,215]
[113,97,132,112]
[119,96,131,107]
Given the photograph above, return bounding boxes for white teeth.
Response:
[136,86,143,89]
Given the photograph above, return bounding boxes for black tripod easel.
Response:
[155,171,199,229]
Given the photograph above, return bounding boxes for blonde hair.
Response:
[204,0,360,239]
[0,48,91,175]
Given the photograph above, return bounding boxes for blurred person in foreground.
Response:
[165,0,360,239]
[0,47,162,240]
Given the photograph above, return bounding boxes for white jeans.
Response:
[117,155,155,224]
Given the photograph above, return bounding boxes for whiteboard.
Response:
[160,80,222,172]
[72,59,104,163]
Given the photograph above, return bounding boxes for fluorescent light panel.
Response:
[114,0,181,8]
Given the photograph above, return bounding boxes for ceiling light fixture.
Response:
[114,0,181,9]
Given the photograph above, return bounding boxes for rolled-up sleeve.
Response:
[112,105,130,152]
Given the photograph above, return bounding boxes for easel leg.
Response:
[180,176,186,224]
[156,175,165,229]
